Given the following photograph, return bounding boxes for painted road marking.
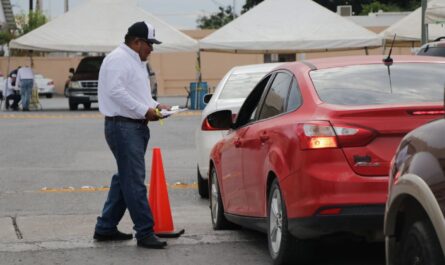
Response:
[0,111,201,119]
[39,182,198,193]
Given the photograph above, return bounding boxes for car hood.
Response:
[71,72,99,81]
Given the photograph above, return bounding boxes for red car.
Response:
[207,56,445,265]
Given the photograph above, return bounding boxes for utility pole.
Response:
[65,0,69,12]
[421,0,428,44]
[233,0,236,16]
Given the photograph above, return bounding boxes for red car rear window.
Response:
[310,63,445,106]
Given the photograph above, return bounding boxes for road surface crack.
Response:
[11,215,23,239]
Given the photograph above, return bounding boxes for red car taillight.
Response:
[297,121,376,150]
[201,118,219,131]
[202,117,231,131]
[201,113,236,131]
[297,122,337,149]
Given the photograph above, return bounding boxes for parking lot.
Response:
[0,97,384,265]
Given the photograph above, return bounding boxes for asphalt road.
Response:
[0,97,385,265]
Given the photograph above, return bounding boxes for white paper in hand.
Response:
[160,105,187,118]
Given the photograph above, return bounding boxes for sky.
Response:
[10,0,247,29]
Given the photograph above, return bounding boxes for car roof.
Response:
[279,55,445,71]
[229,62,283,75]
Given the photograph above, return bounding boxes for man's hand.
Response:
[145,108,160,121]
[156,104,171,110]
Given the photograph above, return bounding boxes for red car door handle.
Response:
[234,139,242,147]
[260,134,269,142]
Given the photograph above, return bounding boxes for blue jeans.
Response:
[95,119,154,240]
[20,79,33,110]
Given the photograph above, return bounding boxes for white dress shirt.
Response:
[16,67,34,88]
[98,44,158,119]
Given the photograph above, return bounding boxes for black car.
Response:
[385,118,445,265]
[66,56,104,110]
[66,57,158,110]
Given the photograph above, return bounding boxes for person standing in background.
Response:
[16,65,34,111]
[3,73,21,111]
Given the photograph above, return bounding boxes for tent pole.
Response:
[7,46,11,78]
[382,38,387,55]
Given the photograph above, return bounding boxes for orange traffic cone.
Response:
[148,147,185,238]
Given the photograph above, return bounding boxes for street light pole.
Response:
[65,0,69,12]
[421,0,428,44]
[29,0,33,11]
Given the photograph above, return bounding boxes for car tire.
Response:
[197,166,209,198]
[46,94,52,98]
[268,179,313,265]
[69,101,78,111]
[398,219,445,265]
[209,166,234,230]
[84,103,91,110]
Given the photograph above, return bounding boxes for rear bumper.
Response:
[38,87,55,94]
[288,204,384,239]
[277,149,387,239]
[281,149,388,218]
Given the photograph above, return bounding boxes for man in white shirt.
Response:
[16,66,34,111]
[3,73,21,111]
[94,21,170,249]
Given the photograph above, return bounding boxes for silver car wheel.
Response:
[211,169,219,225]
[269,188,283,256]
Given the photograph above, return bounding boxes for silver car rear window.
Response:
[310,63,445,105]
[219,71,268,99]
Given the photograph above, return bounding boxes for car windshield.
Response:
[218,71,269,99]
[310,63,445,106]
[76,57,104,73]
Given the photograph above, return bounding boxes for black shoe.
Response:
[137,234,167,249]
[93,230,133,241]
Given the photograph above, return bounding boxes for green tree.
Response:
[313,0,420,16]
[197,6,236,29]
[241,0,264,14]
[360,1,401,15]
[0,30,15,46]
[8,11,48,56]
[15,10,48,35]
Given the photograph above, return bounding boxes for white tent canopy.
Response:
[426,0,445,24]
[380,2,445,41]
[9,0,198,53]
[199,0,382,53]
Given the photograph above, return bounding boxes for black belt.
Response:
[105,116,147,125]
